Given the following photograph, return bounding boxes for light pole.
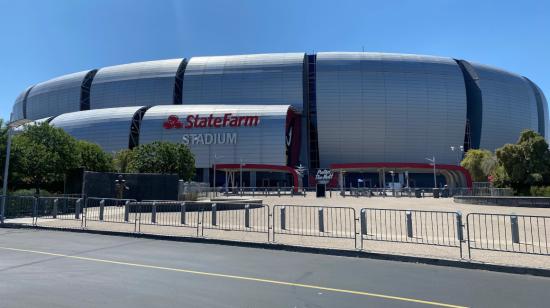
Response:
[425,156,437,188]
[239,158,243,193]
[450,145,464,166]
[389,170,395,196]
[1,119,31,223]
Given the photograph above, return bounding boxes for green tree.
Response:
[130,141,195,180]
[11,123,80,194]
[76,140,113,172]
[113,149,135,173]
[0,119,7,184]
[495,129,550,194]
[460,149,495,182]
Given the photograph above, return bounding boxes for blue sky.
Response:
[0,0,548,120]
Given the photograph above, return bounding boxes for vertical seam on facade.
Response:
[80,69,98,111]
[523,77,546,138]
[173,59,187,105]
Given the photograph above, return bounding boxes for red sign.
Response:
[163,114,260,129]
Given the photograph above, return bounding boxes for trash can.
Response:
[441,188,449,198]
[433,188,440,198]
[415,188,422,198]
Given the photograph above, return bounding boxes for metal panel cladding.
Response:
[470,63,539,151]
[315,52,467,166]
[90,59,182,109]
[139,105,290,168]
[26,70,89,120]
[11,87,30,121]
[182,53,305,112]
[49,106,144,153]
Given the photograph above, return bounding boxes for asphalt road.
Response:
[0,228,549,308]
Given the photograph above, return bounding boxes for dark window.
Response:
[80,69,98,111]
[173,59,187,105]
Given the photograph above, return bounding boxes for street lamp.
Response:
[425,156,437,188]
[389,170,395,196]
[239,158,243,194]
[1,119,32,223]
[450,145,464,166]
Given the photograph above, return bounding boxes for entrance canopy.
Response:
[214,164,299,192]
[330,162,472,188]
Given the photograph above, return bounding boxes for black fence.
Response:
[3,196,550,261]
[466,213,550,258]
[359,208,463,256]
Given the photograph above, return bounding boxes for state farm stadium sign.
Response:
[163,114,260,145]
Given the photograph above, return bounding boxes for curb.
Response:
[2,223,550,278]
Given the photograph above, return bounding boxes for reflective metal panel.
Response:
[140,105,290,168]
[50,107,143,153]
[26,71,89,120]
[183,53,305,112]
[11,88,30,121]
[91,59,182,109]
[470,63,539,151]
[315,52,467,166]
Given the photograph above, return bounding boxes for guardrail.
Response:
[359,208,463,257]
[466,213,550,258]
[4,196,550,261]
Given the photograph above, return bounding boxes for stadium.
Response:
[10,52,549,189]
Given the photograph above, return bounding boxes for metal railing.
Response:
[359,208,463,257]
[466,213,550,258]
[3,196,550,262]
[272,205,357,248]
[84,197,137,224]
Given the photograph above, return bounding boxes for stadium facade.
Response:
[11,52,549,189]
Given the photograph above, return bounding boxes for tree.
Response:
[461,149,495,182]
[113,149,135,173]
[495,130,550,194]
[76,140,113,172]
[0,119,7,184]
[130,141,195,180]
[11,123,80,194]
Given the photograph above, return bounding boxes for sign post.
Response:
[315,169,333,198]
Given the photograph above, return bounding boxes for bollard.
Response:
[124,200,130,222]
[511,215,520,244]
[456,212,463,241]
[406,211,413,238]
[244,204,250,228]
[252,188,255,197]
[211,203,217,226]
[318,207,324,233]
[280,206,286,230]
[151,202,157,224]
[52,198,58,218]
[99,199,105,221]
[360,209,367,235]
[291,186,294,197]
[278,188,281,197]
[75,198,82,219]
[180,202,186,225]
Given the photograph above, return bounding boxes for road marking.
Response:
[0,246,467,308]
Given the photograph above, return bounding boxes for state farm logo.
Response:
[163,113,260,129]
[163,115,183,129]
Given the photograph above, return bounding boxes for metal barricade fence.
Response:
[135,201,201,236]
[359,208,463,257]
[35,197,82,221]
[466,213,550,258]
[201,203,270,236]
[84,197,137,224]
[0,195,37,223]
[272,205,357,247]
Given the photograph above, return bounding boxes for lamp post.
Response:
[389,170,395,196]
[425,156,437,188]
[239,158,243,194]
[1,119,31,223]
[450,145,464,166]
